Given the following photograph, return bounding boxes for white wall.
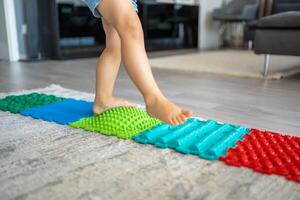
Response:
[0,0,9,60]
[0,0,20,61]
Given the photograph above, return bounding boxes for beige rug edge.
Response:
[150,64,300,80]
[149,50,300,80]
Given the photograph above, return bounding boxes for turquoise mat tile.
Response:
[133,118,250,160]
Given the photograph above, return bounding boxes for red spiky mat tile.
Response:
[220,129,300,183]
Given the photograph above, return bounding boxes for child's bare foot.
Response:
[93,97,137,115]
[146,96,192,126]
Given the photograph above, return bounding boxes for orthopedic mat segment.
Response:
[21,99,93,125]
[133,118,250,160]
[220,129,300,183]
[1,92,300,183]
[70,106,162,139]
[0,93,65,113]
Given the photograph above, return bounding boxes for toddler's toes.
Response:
[176,115,183,124]
[171,116,179,126]
[179,113,187,122]
[182,109,193,118]
[145,96,192,126]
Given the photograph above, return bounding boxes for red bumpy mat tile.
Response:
[220,129,300,183]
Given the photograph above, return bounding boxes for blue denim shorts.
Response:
[82,0,138,18]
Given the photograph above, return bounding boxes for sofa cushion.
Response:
[249,11,300,28]
[272,0,300,14]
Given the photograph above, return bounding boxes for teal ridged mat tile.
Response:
[0,93,65,113]
[133,118,250,160]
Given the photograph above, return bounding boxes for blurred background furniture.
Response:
[14,0,204,60]
[213,0,259,22]
[272,0,300,13]
[157,0,224,50]
[213,0,259,47]
[244,0,300,75]
[248,11,300,75]
[244,0,300,44]
[1,0,227,61]
[57,0,201,58]
[139,0,199,51]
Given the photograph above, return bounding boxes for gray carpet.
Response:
[0,85,299,200]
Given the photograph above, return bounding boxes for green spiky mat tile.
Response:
[0,93,65,113]
[70,106,163,139]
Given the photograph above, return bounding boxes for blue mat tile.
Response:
[21,99,93,125]
[133,118,250,160]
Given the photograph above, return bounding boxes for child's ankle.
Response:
[95,95,113,105]
[144,93,165,106]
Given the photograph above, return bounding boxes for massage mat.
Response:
[70,106,162,139]
[220,129,300,183]
[0,93,65,113]
[133,118,250,160]
[21,99,93,125]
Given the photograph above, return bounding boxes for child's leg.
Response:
[94,18,136,115]
[97,0,192,125]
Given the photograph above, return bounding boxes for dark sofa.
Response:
[244,0,300,75]
[272,0,300,13]
[249,11,300,56]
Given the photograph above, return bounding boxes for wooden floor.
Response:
[0,52,300,136]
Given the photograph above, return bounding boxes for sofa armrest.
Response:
[248,11,300,29]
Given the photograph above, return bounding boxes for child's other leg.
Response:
[94,18,136,115]
[96,0,192,125]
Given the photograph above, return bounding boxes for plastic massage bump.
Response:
[220,129,300,183]
[69,106,163,139]
[70,107,162,139]
[133,118,250,160]
[0,93,65,113]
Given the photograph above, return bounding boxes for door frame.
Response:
[3,0,20,61]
